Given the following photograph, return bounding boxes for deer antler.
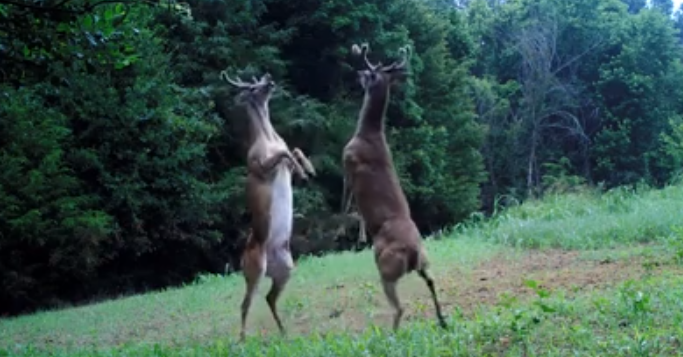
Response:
[220,70,253,89]
[259,73,274,87]
[352,43,380,71]
[220,71,274,89]
[381,44,412,72]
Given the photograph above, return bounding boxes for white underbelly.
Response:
[268,166,293,247]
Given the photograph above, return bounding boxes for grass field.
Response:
[2,185,683,356]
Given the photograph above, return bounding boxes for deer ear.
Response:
[357,70,370,89]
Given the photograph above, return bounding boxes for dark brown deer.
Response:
[220,71,316,341]
[342,43,448,330]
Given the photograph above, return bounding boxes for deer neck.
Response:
[245,101,277,143]
[356,84,390,136]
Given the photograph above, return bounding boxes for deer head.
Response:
[220,71,279,141]
[220,71,276,106]
[352,43,411,93]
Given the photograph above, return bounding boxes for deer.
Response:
[342,43,448,331]
[220,71,316,342]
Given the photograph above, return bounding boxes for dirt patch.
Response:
[452,250,639,311]
[312,248,682,331]
[406,249,678,319]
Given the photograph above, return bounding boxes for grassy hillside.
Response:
[2,185,683,356]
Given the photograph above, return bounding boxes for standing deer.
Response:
[342,43,448,330]
[221,72,316,341]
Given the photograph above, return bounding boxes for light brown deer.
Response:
[220,71,316,341]
[342,43,448,330]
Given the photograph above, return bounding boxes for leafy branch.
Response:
[0,0,156,15]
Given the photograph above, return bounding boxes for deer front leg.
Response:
[358,214,367,243]
[248,150,294,178]
[288,157,309,180]
[342,172,353,213]
[291,148,316,176]
[342,173,367,243]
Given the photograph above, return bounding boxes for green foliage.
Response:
[594,8,683,186]
[453,184,683,249]
[661,115,683,179]
[1,2,225,313]
[389,0,486,227]
[465,0,683,205]
[651,0,674,15]
[0,86,112,311]
[541,157,587,194]
[622,0,647,14]
[54,4,226,293]
[663,224,683,264]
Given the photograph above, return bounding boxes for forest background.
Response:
[2,0,683,316]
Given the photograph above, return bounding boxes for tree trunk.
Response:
[527,129,538,198]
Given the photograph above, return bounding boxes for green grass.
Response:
[2,184,683,356]
[452,184,683,249]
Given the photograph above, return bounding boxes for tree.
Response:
[0,86,112,312]
[0,2,223,314]
[661,115,683,179]
[466,0,606,198]
[593,8,683,186]
[622,0,647,13]
[651,0,674,15]
[673,7,683,43]
[393,0,486,229]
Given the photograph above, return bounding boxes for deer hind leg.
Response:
[265,246,294,336]
[375,247,408,330]
[239,244,266,342]
[416,264,448,329]
[265,272,290,336]
[381,280,404,331]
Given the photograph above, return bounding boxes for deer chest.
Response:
[267,166,294,245]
